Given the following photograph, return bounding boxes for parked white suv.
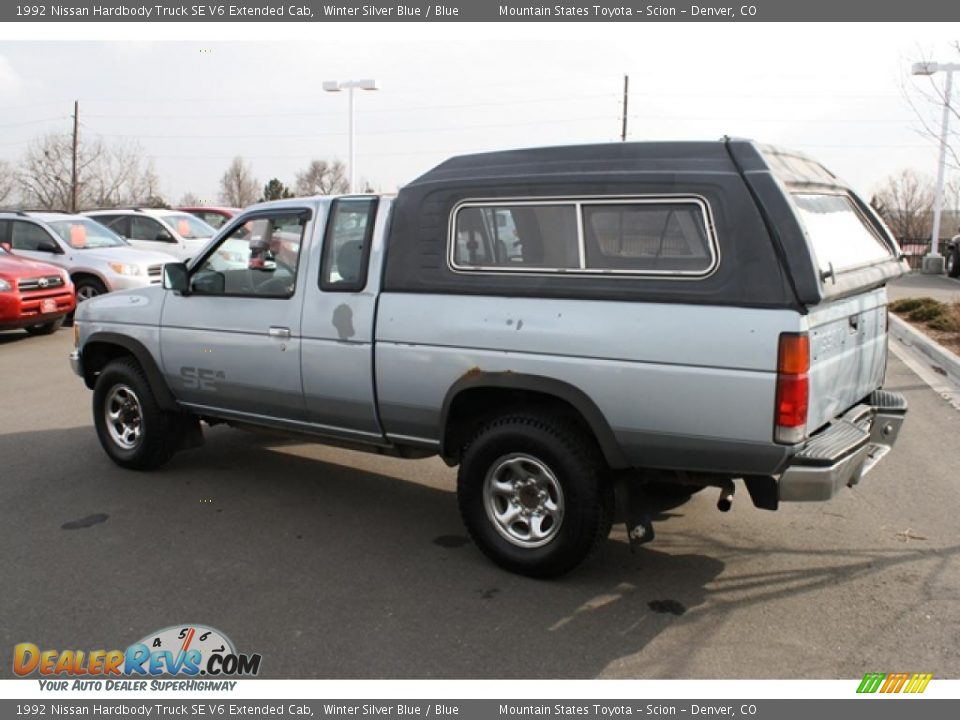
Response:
[83,208,215,263]
[0,212,178,301]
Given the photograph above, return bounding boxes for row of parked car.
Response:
[0,206,239,335]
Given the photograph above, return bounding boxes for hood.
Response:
[0,252,65,279]
[74,246,180,266]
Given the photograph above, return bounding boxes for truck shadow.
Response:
[0,424,951,679]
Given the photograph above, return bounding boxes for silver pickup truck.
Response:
[70,140,909,577]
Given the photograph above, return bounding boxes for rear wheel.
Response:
[93,358,178,470]
[947,248,960,278]
[457,412,612,578]
[25,316,65,335]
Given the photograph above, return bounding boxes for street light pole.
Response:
[322,78,378,194]
[912,61,960,274]
[348,84,355,193]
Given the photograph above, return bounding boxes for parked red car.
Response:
[176,206,240,231]
[0,243,76,335]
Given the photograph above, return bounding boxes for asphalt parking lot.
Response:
[1,327,959,679]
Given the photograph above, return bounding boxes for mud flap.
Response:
[743,475,779,511]
[613,476,656,552]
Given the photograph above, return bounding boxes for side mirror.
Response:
[0,241,12,253]
[162,262,190,293]
[156,231,174,243]
[37,239,61,253]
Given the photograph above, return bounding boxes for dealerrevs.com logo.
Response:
[14,625,261,688]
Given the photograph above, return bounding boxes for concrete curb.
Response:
[889,314,960,387]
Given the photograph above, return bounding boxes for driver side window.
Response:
[11,221,56,252]
[130,217,169,242]
[190,213,307,299]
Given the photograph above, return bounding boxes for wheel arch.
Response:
[439,371,628,469]
[80,332,178,411]
[70,269,110,291]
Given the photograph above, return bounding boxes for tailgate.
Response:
[805,287,888,434]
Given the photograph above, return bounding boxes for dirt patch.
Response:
[890,297,960,356]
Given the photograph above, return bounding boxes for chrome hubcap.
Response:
[104,384,143,450]
[483,453,564,548]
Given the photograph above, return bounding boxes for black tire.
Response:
[457,412,612,578]
[74,276,108,302]
[947,249,960,278]
[92,358,177,470]
[25,316,65,335]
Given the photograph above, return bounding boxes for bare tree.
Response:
[179,191,202,206]
[904,42,960,172]
[872,169,935,242]
[0,159,15,207]
[17,132,162,210]
[219,156,259,207]
[294,159,349,196]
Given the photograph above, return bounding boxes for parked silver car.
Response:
[0,212,178,301]
[83,208,215,263]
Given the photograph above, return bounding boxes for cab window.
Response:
[190,212,307,299]
[320,198,377,291]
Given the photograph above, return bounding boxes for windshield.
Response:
[161,213,215,240]
[792,193,894,274]
[48,219,128,249]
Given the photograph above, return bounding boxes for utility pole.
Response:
[71,100,79,213]
[620,75,629,142]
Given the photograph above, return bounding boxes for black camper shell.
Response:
[383,139,904,310]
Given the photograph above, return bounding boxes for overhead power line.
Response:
[90,115,615,141]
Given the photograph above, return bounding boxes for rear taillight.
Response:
[775,333,809,444]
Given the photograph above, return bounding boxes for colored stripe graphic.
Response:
[857,673,885,693]
[904,673,934,693]
[881,672,909,693]
[857,672,932,694]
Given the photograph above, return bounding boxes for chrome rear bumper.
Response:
[778,390,907,502]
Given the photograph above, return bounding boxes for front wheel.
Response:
[25,316,65,335]
[457,413,612,578]
[947,248,960,278]
[75,276,107,302]
[92,358,177,470]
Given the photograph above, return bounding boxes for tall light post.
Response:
[322,78,378,194]
[912,61,959,274]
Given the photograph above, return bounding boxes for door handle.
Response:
[268,326,291,339]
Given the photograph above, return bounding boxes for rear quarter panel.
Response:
[375,294,801,475]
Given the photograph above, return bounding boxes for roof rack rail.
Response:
[9,209,71,216]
